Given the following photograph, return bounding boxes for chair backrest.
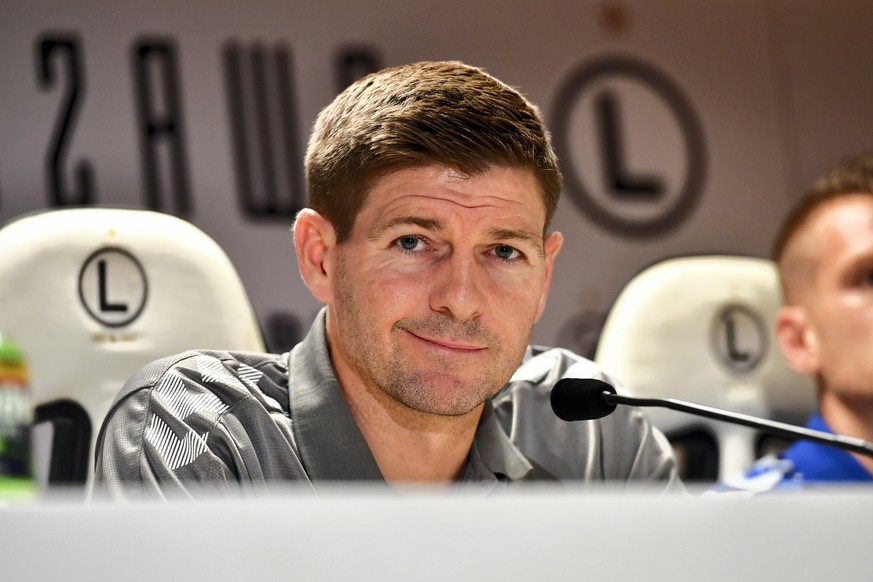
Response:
[594,255,817,482]
[0,207,265,490]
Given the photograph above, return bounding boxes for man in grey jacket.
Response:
[95,61,680,498]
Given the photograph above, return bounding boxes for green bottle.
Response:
[0,333,34,500]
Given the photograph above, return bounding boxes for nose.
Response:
[429,251,484,322]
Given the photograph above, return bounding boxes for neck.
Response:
[819,393,873,476]
[339,376,484,485]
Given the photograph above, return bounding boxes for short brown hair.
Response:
[304,61,562,243]
[773,152,873,264]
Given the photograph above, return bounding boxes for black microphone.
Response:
[551,377,873,459]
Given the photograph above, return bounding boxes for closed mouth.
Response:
[406,331,486,352]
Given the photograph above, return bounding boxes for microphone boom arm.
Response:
[605,391,873,459]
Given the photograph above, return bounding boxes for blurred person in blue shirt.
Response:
[719,153,873,492]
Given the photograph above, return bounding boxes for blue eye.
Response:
[493,245,519,261]
[397,236,422,251]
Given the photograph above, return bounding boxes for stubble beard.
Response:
[334,260,524,417]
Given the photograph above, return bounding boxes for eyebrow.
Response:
[841,248,873,281]
[369,216,544,255]
[368,216,444,241]
[486,228,545,256]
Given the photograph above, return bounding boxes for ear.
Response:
[293,209,337,304]
[775,304,820,375]
[534,231,564,321]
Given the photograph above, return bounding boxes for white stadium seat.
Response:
[0,207,265,491]
[595,255,816,481]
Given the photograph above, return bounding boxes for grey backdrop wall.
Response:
[2,0,872,356]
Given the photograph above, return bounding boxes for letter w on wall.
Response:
[223,41,303,218]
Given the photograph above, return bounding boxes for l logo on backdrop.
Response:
[78,247,148,328]
[711,304,767,374]
[551,54,708,356]
[551,54,707,239]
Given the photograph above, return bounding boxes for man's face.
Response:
[787,194,873,399]
[324,165,562,417]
